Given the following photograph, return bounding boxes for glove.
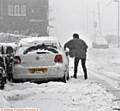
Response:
[69,51,74,57]
[65,51,69,56]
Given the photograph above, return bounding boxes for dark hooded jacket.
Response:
[64,38,88,58]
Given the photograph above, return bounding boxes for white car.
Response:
[13,37,69,82]
[92,37,109,49]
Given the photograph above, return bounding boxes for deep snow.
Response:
[0,80,118,111]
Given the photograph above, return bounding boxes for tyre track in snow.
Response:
[88,66,120,99]
[89,67,120,83]
[88,67,120,109]
[87,58,120,78]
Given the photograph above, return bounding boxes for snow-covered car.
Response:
[92,37,109,49]
[13,37,69,82]
[0,42,17,53]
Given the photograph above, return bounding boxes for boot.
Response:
[73,73,77,79]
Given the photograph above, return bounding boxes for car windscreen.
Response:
[23,43,58,54]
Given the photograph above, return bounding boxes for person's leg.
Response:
[74,57,80,78]
[81,58,88,79]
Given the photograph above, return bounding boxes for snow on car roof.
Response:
[18,36,59,46]
[94,37,108,45]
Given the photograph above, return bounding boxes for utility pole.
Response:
[118,0,120,47]
[86,0,89,34]
[97,0,102,36]
[0,0,3,19]
[114,0,120,47]
[92,10,97,38]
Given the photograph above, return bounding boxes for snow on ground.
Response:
[0,47,120,110]
[0,80,118,111]
[87,48,120,89]
[0,33,28,44]
[88,48,120,73]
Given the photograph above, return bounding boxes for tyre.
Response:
[0,82,5,90]
[0,76,5,90]
[7,73,13,82]
[66,70,69,80]
[3,77,7,84]
[12,78,18,83]
[61,71,67,83]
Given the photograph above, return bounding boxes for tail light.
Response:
[14,56,21,64]
[54,54,63,63]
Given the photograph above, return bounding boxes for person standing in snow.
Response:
[64,33,88,79]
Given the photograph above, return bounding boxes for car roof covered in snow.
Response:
[94,37,108,45]
[18,36,59,47]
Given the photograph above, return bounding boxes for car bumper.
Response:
[13,64,66,80]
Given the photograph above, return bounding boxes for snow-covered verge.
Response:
[0,32,28,44]
[0,80,119,111]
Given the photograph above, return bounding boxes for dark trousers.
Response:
[74,57,87,79]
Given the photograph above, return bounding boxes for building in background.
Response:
[0,0,49,36]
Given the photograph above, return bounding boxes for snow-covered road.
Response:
[88,48,120,99]
[1,79,118,111]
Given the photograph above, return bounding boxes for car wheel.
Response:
[0,77,5,90]
[0,83,5,90]
[67,70,69,80]
[12,78,18,83]
[7,73,13,82]
[65,65,69,80]
[61,71,67,83]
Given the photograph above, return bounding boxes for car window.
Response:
[23,43,58,54]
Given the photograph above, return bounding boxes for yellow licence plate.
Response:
[28,68,48,74]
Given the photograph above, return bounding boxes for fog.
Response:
[49,0,118,45]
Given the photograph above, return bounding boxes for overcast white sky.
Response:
[49,0,118,44]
